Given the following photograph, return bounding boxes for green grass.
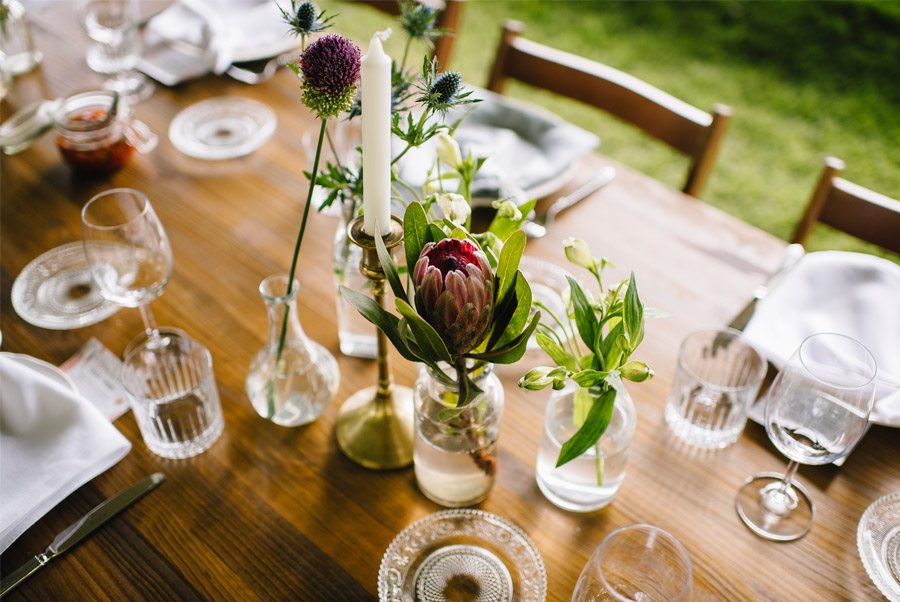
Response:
[321,0,900,261]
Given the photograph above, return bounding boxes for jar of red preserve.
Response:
[0,90,156,174]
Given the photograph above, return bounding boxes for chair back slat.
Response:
[486,20,730,197]
[792,157,900,254]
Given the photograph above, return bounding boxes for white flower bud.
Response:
[563,237,595,270]
[494,200,522,222]
[435,132,463,168]
[436,193,471,225]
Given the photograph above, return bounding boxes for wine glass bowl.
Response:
[82,188,172,348]
[737,332,877,541]
[76,0,154,102]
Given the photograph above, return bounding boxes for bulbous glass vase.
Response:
[245,275,339,427]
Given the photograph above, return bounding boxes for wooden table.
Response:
[2,7,898,601]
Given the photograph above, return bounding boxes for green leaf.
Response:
[486,272,519,350]
[573,385,594,427]
[404,202,430,272]
[428,223,446,243]
[556,386,617,468]
[467,311,540,364]
[600,321,625,371]
[495,231,525,303]
[535,332,578,371]
[495,273,532,348]
[340,286,420,362]
[623,272,644,350]
[567,276,597,351]
[571,370,610,388]
[457,372,483,407]
[395,298,452,364]
[376,233,406,301]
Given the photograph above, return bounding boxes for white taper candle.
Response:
[361,31,392,236]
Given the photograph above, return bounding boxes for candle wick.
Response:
[374,28,392,43]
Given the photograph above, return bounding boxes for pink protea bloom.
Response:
[413,239,494,356]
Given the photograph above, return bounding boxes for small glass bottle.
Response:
[0,0,41,76]
[413,362,504,507]
[246,275,340,427]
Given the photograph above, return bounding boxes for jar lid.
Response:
[0,98,61,155]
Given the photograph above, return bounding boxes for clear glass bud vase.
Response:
[413,363,504,507]
[246,275,339,427]
[536,382,636,512]
[333,199,377,358]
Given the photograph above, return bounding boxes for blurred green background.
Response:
[323,0,900,261]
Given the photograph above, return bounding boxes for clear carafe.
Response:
[246,275,340,427]
[413,362,504,507]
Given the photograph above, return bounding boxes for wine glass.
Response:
[736,332,877,541]
[76,0,154,103]
[82,188,172,348]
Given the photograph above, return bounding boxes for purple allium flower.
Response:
[413,239,494,356]
[301,34,361,97]
[299,34,361,118]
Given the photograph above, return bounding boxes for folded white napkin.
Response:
[743,251,900,426]
[144,0,289,75]
[0,353,131,552]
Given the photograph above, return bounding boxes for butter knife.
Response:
[728,243,806,332]
[0,473,165,598]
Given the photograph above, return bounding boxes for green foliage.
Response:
[518,239,654,479]
[342,202,540,407]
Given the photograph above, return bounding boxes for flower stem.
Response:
[269,118,328,417]
[399,36,412,73]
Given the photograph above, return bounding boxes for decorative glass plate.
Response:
[11,242,120,330]
[857,491,900,601]
[169,97,276,160]
[378,509,547,602]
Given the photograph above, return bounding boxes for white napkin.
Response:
[143,0,288,75]
[743,251,900,426]
[0,353,131,552]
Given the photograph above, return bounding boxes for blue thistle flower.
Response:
[280,0,333,39]
[430,71,461,105]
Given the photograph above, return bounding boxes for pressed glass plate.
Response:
[857,491,900,600]
[169,97,276,160]
[378,509,547,602]
[11,243,120,330]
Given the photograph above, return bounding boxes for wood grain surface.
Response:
[2,6,898,601]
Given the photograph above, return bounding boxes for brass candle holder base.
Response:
[335,215,414,469]
[335,385,414,470]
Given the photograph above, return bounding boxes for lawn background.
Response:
[320,0,899,261]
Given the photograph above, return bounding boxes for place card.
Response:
[60,338,129,421]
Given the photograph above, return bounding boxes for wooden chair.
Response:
[791,156,900,254]
[486,20,731,198]
[350,0,463,70]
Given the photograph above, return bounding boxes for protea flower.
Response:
[413,239,494,356]
[299,34,361,118]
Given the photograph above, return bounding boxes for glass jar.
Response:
[53,90,156,174]
[0,0,41,76]
[245,275,340,427]
[0,90,157,173]
[536,382,636,512]
[413,362,505,507]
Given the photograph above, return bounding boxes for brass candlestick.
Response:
[335,215,414,469]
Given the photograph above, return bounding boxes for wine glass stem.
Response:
[139,303,160,341]
[779,460,799,493]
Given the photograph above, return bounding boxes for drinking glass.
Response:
[572,524,692,602]
[664,328,767,449]
[82,188,172,348]
[122,328,223,458]
[76,0,154,103]
[736,332,877,541]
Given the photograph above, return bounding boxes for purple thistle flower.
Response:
[301,34,361,97]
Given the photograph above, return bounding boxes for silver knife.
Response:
[0,473,165,598]
[728,243,806,332]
